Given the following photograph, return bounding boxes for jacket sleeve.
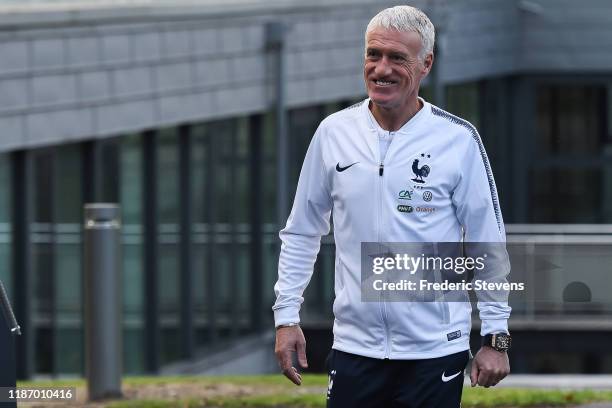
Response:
[452,131,512,336]
[272,126,333,327]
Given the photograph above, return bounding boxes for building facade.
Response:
[0,0,611,378]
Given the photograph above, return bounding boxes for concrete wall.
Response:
[440,0,520,83]
[160,331,278,375]
[0,0,610,152]
[519,0,612,72]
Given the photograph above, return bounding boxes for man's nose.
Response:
[374,57,392,76]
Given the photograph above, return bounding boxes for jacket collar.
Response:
[363,96,430,135]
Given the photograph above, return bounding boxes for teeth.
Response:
[376,80,393,85]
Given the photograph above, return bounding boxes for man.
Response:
[273,6,511,407]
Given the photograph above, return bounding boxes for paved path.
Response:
[464,374,612,389]
[461,375,612,407]
[575,404,612,408]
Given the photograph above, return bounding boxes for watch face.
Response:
[495,334,512,350]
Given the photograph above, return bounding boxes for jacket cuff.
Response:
[480,319,509,336]
[273,306,301,328]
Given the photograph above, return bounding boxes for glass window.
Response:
[261,112,278,315]
[235,119,250,224]
[531,168,609,223]
[446,82,480,129]
[532,84,612,223]
[192,117,254,344]
[209,119,239,334]
[157,127,181,365]
[262,112,277,225]
[235,245,251,329]
[123,241,144,374]
[158,128,180,224]
[192,125,207,225]
[54,144,83,374]
[192,124,207,340]
[121,135,143,225]
[537,85,606,156]
[288,106,324,201]
[29,144,84,375]
[32,151,53,224]
[302,244,335,321]
[120,134,144,374]
[211,121,234,224]
[99,139,120,203]
[30,149,54,374]
[192,124,212,347]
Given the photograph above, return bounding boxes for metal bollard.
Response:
[83,204,122,401]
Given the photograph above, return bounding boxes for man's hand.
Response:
[470,346,510,387]
[275,325,308,386]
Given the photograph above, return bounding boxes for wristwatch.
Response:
[276,323,299,329]
[481,333,512,352]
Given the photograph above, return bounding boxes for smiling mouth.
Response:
[373,79,396,86]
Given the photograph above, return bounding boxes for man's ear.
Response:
[422,53,434,76]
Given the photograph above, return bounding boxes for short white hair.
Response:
[365,6,435,60]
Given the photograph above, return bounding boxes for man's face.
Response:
[364,28,433,110]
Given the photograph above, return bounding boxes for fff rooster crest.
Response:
[411,153,431,184]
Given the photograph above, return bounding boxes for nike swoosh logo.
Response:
[336,162,358,172]
[441,371,462,382]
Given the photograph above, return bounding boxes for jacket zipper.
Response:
[378,131,393,358]
[378,161,391,359]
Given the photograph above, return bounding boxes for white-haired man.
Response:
[273,5,511,407]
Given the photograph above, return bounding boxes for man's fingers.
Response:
[296,340,308,368]
[493,368,508,385]
[277,348,294,373]
[470,361,478,387]
[277,348,302,385]
[477,369,491,388]
[470,347,512,388]
[282,366,302,386]
[275,346,302,385]
[486,366,508,387]
[490,371,501,386]
[479,368,507,387]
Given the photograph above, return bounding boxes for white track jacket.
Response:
[273,98,511,359]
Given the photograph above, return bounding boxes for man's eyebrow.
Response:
[365,47,407,57]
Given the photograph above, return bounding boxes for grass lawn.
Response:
[18,374,612,407]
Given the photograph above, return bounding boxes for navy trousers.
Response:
[325,349,469,408]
